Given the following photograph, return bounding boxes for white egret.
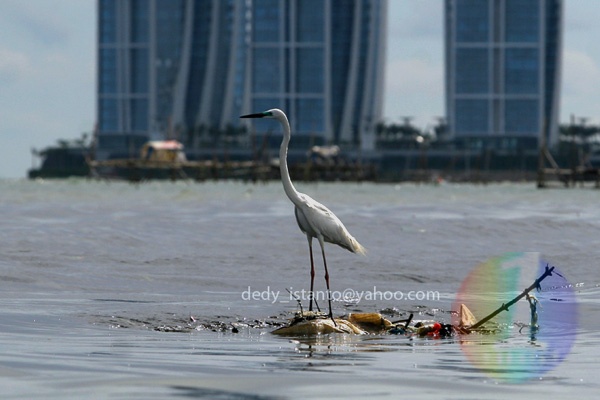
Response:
[240,109,366,322]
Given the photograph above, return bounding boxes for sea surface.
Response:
[1,178,599,399]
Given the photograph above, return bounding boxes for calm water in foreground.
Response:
[1,179,599,399]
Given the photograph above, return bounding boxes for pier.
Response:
[537,145,600,188]
[87,158,377,183]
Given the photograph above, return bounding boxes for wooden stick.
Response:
[468,265,555,332]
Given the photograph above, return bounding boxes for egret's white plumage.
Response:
[293,195,366,255]
[241,109,365,321]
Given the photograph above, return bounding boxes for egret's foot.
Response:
[328,312,337,327]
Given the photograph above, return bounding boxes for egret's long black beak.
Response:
[240,112,266,119]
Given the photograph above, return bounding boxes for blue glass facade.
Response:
[250,0,327,140]
[97,0,152,156]
[455,0,489,42]
[99,0,116,43]
[252,0,279,42]
[184,1,211,131]
[455,48,489,94]
[331,0,353,139]
[455,99,489,133]
[504,48,539,95]
[154,0,184,133]
[505,0,539,42]
[97,0,385,158]
[248,0,386,150]
[445,0,563,148]
[97,0,249,159]
[505,99,539,133]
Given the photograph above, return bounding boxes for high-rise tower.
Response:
[96,0,387,159]
[445,0,563,150]
[97,0,248,159]
[248,0,387,151]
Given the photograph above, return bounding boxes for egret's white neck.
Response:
[278,115,303,206]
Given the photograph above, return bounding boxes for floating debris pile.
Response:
[272,310,453,338]
[272,265,557,338]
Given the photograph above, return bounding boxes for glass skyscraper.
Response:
[444,0,563,149]
[96,0,386,159]
[97,0,248,159]
[248,0,387,151]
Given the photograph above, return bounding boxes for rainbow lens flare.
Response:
[452,252,578,382]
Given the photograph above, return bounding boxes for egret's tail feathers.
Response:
[350,237,367,255]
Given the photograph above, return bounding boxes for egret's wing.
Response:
[299,195,364,253]
[301,195,340,228]
[294,205,309,235]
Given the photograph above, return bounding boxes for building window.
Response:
[100,98,118,131]
[99,48,117,94]
[131,98,148,131]
[99,0,116,44]
[456,48,489,94]
[296,98,324,133]
[253,0,280,43]
[505,99,538,134]
[456,0,489,42]
[505,0,539,43]
[455,99,488,134]
[296,48,324,93]
[505,48,538,94]
[131,0,149,43]
[253,48,280,93]
[131,48,149,94]
[297,0,324,42]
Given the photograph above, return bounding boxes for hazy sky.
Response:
[1,0,599,178]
